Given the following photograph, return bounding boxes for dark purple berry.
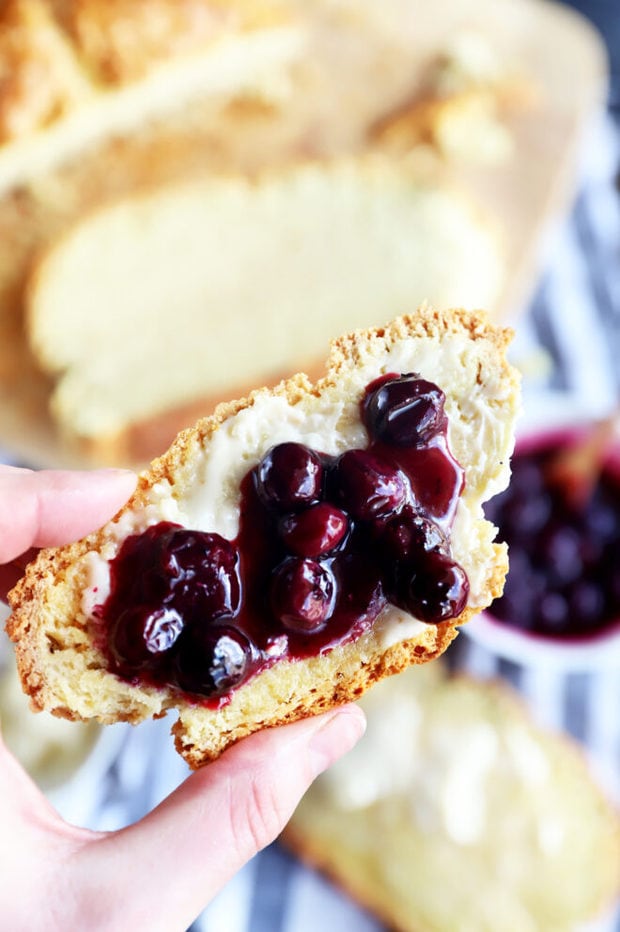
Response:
[279,503,349,557]
[405,444,464,524]
[157,528,241,620]
[110,605,184,671]
[374,505,446,562]
[333,550,387,621]
[501,492,552,539]
[567,581,605,628]
[363,373,447,446]
[399,551,469,623]
[271,557,336,631]
[539,525,583,585]
[254,442,323,511]
[510,458,547,498]
[172,624,254,697]
[493,552,546,629]
[110,524,241,622]
[335,449,407,520]
[535,592,570,633]
[112,521,182,603]
[584,494,618,541]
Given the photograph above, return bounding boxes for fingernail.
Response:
[308,705,366,778]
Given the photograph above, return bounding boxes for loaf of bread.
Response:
[6,308,520,767]
[285,663,620,931]
[0,0,526,463]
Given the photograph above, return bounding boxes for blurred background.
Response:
[0,0,619,929]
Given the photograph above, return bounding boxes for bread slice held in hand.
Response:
[7,307,520,767]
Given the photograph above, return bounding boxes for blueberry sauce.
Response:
[98,373,469,703]
[484,432,620,641]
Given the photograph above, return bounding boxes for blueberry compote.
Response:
[99,374,469,704]
[485,435,620,640]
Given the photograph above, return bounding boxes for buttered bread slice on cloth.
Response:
[285,663,620,931]
[7,308,520,767]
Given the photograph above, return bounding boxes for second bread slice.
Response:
[27,160,503,451]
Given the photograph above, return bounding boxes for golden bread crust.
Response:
[0,0,90,143]
[50,0,288,86]
[7,307,519,766]
[0,0,288,136]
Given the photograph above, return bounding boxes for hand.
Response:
[0,466,366,931]
[0,465,143,597]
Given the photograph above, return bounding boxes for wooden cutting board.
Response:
[0,0,608,471]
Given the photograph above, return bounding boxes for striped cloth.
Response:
[40,105,620,932]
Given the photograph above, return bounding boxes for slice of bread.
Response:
[27,159,503,450]
[6,307,520,767]
[285,663,620,931]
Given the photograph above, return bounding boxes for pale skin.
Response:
[0,466,366,932]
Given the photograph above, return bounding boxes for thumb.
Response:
[84,706,366,932]
[0,466,137,563]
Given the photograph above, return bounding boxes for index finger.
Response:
[0,466,137,564]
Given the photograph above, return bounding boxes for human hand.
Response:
[0,466,366,931]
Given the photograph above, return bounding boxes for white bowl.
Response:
[463,412,620,672]
[465,608,620,671]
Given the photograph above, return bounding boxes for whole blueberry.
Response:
[110,605,184,672]
[374,505,446,562]
[271,557,336,632]
[398,551,469,623]
[254,443,323,511]
[363,373,447,446]
[279,503,349,557]
[164,528,242,621]
[334,449,407,520]
[172,623,254,697]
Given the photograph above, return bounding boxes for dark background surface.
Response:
[561,0,620,105]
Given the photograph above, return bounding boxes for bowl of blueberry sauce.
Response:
[467,421,620,669]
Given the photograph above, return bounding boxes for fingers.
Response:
[84,707,366,932]
[0,467,137,563]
